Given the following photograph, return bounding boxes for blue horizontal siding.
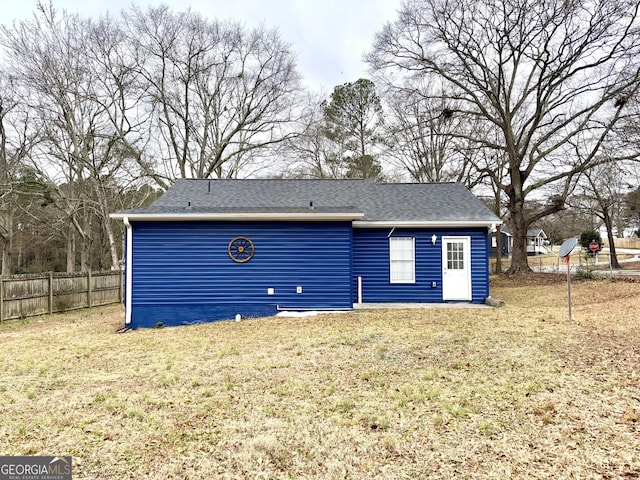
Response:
[468,229,491,302]
[352,228,490,303]
[130,221,353,328]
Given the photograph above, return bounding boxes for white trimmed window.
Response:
[390,237,415,283]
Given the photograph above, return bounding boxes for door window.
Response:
[447,241,465,270]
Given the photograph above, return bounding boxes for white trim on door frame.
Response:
[442,236,472,301]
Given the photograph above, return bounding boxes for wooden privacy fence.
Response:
[0,271,123,323]
[613,238,640,250]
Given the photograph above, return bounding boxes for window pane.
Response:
[391,260,413,282]
[447,242,464,270]
[390,238,413,260]
[390,238,415,283]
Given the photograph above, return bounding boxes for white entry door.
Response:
[442,236,472,301]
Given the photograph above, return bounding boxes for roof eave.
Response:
[110,212,365,222]
[353,220,503,228]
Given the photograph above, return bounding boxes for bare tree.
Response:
[0,73,39,275]
[279,93,348,179]
[83,13,149,270]
[627,184,640,237]
[383,81,489,187]
[124,5,302,185]
[368,0,640,273]
[1,3,142,271]
[576,161,638,268]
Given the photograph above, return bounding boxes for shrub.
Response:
[579,229,602,256]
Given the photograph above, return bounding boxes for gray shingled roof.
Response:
[527,229,547,238]
[115,179,501,224]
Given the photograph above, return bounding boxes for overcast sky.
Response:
[2,0,402,92]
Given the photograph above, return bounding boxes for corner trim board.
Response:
[123,217,133,325]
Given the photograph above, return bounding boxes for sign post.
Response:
[558,238,578,322]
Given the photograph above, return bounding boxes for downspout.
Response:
[123,217,133,325]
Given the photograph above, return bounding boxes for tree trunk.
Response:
[508,202,531,274]
[80,202,91,273]
[1,241,8,276]
[603,210,621,269]
[1,215,12,276]
[494,188,502,274]
[94,183,120,270]
[80,237,89,272]
[506,169,531,274]
[607,232,620,269]
[104,214,120,271]
[66,222,75,273]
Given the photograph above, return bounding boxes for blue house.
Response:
[489,230,513,258]
[111,179,502,328]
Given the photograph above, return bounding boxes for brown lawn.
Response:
[0,275,638,479]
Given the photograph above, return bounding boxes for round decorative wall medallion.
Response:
[228,236,255,263]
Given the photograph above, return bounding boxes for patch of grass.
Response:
[92,392,106,404]
[374,344,387,360]
[0,280,639,478]
[224,374,236,391]
[216,344,240,357]
[443,401,471,419]
[431,414,445,427]
[479,421,500,437]
[335,399,356,414]
[365,415,391,431]
[160,372,179,387]
[532,401,558,425]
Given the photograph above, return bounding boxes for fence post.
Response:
[48,272,53,315]
[87,271,92,308]
[0,276,4,323]
[119,269,123,303]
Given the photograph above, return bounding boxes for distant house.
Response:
[527,229,549,255]
[489,230,513,258]
[111,179,502,328]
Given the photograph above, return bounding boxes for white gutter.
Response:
[123,217,133,325]
[353,220,503,228]
[110,212,364,222]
